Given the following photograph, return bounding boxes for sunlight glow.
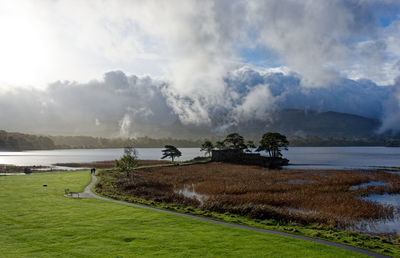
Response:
[0,3,52,87]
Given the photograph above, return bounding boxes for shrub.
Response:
[115,146,138,172]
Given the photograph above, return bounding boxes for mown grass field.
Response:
[0,170,366,257]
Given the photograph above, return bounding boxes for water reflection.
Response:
[175,184,208,205]
[358,194,400,234]
[350,181,390,190]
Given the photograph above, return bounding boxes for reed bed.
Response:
[54,159,171,168]
[109,162,400,227]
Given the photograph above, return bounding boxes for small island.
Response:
[209,132,289,168]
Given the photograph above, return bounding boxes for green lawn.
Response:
[0,171,366,257]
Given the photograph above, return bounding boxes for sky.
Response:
[1,0,400,137]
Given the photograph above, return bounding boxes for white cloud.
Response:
[0,68,397,136]
[119,114,132,138]
[248,0,385,87]
[1,0,400,90]
[233,84,276,121]
[380,78,400,133]
[1,0,400,134]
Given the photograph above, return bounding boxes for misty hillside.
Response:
[147,109,383,139]
[233,109,381,138]
[0,109,393,151]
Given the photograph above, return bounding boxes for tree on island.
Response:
[245,140,256,152]
[215,140,226,150]
[257,132,289,158]
[224,133,248,152]
[200,140,214,157]
[115,146,138,172]
[161,145,182,162]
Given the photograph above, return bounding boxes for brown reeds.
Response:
[105,162,400,227]
[54,159,171,168]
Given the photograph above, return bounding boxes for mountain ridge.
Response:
[238,109,381,138]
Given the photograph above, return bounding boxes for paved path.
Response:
[73,174,391,258]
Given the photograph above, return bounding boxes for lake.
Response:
[0,148,202,167]
[1,146,400,170]
[282,146,400,170]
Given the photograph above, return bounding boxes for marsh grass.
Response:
[54,159,171,168]
[107,162,400,227]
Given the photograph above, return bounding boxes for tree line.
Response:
[50,135,203,149]
[0,130,55,151]
[288,137,400,147]
[1,129,399,152]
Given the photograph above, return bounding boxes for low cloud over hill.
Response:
[0,66,398,138]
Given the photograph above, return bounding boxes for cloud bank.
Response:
[1,0,400,136]
[0,67,396,137]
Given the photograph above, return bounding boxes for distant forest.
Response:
[289,137,400,147]
[0,130,399,151]
[0,130,56,151]
[50,135,203,149]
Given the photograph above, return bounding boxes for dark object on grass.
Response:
[192,156,209,162]
[24,167,32,174]
[43,184,47,187]
[64,188,79,198]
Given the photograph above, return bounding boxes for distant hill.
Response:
[0,130,56,151]
[1,109,398,151]
[49,135,202,149]
[0,131,203,151]
[234,109,381,138]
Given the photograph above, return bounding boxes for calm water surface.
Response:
[358,194,400,234]
[0,148,202,166]
[283,146,400,170]
[1,146,400,169]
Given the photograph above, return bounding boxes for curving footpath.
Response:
[76,174,390,258]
